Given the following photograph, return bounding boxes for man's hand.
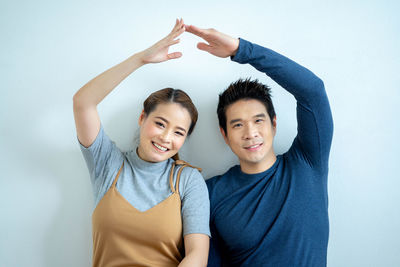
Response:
[185,25,239,58]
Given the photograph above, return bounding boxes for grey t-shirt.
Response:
[79,125,210,237]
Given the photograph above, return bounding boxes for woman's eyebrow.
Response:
[155,116,187,133]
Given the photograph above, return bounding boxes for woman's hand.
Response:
[74,20,185,147]
[139,18,185,64]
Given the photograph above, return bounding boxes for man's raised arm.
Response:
[186,24,333,170]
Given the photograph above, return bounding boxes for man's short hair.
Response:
[217,78,276,134]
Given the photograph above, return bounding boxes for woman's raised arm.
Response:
[73,19,185,147]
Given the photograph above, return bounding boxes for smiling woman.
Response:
[138,88,198,162]
[72,19,210,267]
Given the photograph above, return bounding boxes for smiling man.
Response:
[219,94,277,174]
[186,25,334,266]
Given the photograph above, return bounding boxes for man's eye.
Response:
[175,131,184,136]
[255,119,264,123]
[156,122,165,127]
[233,124,242,128]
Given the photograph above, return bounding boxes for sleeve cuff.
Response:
[78,124,104,152]
[231,38,253,64]
[183,230,212,238]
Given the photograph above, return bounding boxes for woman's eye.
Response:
[175,131,184,136]
[155,121,164,127]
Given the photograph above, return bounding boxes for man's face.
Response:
[221,99,277,174]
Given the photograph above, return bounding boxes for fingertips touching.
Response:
[171,25,185,39]
[178,25,185,34]
[175,18,183,31]
[184,24,193,33]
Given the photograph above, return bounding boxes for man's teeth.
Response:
[248,144,260,148]
[153,142,168,151]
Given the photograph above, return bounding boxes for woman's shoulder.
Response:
[175,161,206,194]
[175,161,203,180]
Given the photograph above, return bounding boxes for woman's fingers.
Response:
[170,18,184,34]
[172,18,179,32]
[168,38,180,46]
[167,52,182,59]
[162,19,184,48]
[174,25,185,38]
[170,19,185,38]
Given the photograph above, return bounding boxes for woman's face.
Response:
[137,102,192,162]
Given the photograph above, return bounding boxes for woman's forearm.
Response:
[179,233,209,267]
[73,52,146,109]
[178,251,208,267]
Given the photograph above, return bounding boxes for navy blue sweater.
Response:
[206,39,333,267]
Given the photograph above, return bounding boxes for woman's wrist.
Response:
[130,51,148,67]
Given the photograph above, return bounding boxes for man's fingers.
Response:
[197,42,211,52]
[185,24,206,38]
[167,52,182,59]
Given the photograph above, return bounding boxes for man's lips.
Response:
[244,143,263,151]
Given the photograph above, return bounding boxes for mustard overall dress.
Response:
[92,160,198,267]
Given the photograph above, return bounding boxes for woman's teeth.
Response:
[153,142,168,151]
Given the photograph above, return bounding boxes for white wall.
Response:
[1,0,399,266]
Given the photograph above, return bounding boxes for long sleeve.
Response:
[232,39,333,171]
[205,39,332,267]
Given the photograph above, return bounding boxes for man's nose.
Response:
[243,124,259,140]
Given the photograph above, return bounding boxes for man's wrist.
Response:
[231,38,240,57]
[231,38,253,64]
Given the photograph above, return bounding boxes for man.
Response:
[185,24,333,267]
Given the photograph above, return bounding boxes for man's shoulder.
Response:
[206,165,240,196]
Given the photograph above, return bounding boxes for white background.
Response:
[1,0,399,266]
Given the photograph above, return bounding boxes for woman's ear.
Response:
[138,110,146,126]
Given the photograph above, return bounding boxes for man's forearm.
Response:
[232,38,326,103]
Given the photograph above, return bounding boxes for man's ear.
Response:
[272,116,277,136]
[219,127,229,145]
[138,110,146,126]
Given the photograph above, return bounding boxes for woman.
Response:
[73,19,210,267]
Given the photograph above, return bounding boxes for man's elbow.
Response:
[306,76,327,99]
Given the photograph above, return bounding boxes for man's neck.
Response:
[240,154,277,174]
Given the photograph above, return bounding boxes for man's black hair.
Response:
[217,78,276,134]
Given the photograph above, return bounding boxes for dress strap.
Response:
[171,160,202,194]
[111,162,124,188]
[174,160,202,172]
[174,165,186,194]
[168,162,177,193]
